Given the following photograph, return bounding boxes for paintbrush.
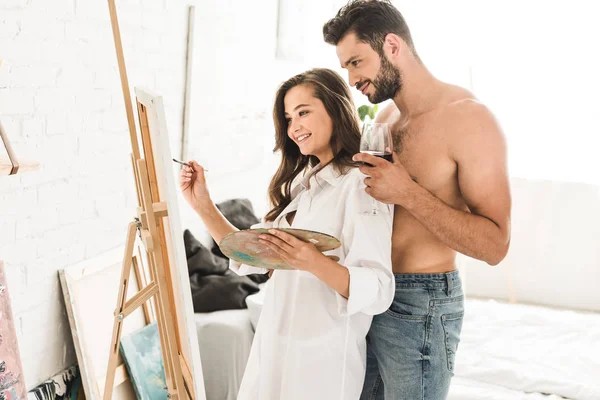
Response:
[172,158,208,171]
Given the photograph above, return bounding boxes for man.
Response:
[323,1,512,399]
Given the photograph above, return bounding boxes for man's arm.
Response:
[400,101,511,265]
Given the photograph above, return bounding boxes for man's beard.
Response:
[368,55,402,104]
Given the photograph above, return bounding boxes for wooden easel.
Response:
[103,1,195,400]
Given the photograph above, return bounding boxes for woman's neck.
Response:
[316,151,334,165]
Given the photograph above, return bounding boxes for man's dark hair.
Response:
[323,0,416,56]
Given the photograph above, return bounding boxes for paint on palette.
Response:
[220,228,341,270]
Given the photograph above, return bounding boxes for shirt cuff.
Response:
[336,266,380,317]
[229,259,269,276]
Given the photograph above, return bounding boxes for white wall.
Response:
[183,0,281,224]
[462,177,600,312]
[0,0,195,388]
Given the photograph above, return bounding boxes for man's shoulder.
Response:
[446,98,500,135]
[441,85,492,120]
[436,85,499,136]
[442,91,506,158]
[374,101,400,123]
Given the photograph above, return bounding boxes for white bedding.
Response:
[194,310,254,400]
[449,377,568,400]
[453,299,600,400]
[193,296,600,400]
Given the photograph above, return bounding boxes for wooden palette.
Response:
[220,228,341,270]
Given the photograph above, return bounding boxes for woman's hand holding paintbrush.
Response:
[173,158,208,171]
[178,159,212,212]
[178,159,239,245]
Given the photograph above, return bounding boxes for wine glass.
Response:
[359,122,393,215]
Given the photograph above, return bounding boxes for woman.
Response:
[179,68,394,400]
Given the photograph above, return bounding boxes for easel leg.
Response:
[147,250,175,392]
[147,235,187,400]
[132,254,153,324]
[103,222,137,400]
[136,159,186,400]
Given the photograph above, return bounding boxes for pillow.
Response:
[211,198,260,259]
[183,229,228,276]
[189,269,261,312]
[184,228,269,312]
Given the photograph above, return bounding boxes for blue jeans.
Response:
[360,270,464,400]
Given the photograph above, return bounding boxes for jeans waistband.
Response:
[394,270,462,291]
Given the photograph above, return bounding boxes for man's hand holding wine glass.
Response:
[353,122,416,206]
[353,150,414,205]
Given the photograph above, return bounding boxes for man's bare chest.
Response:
[390,121,456,193]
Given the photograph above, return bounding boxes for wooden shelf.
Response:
[0,156,39,176]
[2,119,38,177]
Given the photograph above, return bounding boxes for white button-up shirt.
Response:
[230,163,394,400]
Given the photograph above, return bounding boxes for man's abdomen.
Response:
[392,211,457,274]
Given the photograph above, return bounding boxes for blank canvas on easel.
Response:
[134,86,206,400]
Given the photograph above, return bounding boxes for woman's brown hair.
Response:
[265,68,361,222]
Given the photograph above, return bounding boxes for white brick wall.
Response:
[0,0,194,388]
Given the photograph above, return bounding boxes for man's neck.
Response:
[393,62,443,118]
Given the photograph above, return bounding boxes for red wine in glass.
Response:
[360,150,393,165]
[359,122,394,215]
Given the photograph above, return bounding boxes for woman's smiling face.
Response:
[284,84,334,164]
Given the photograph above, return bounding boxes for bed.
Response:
[448,377,569,400]
[194,309,255,400]
[449,298,600,400]
[194,291,600,400]
[192,284,266,400]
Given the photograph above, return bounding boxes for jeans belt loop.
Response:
[446,272,454,296]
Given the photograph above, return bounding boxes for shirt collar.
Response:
[301,163,344,189]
